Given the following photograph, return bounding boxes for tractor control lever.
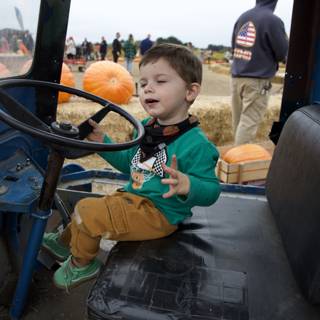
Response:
[77,105,111,139]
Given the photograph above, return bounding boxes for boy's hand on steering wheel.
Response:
[161,155,190,199]
[87,119,105,143]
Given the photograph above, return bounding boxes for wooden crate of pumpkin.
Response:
[216,144,272,184]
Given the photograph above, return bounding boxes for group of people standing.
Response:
[112,32,154,73]
[67,33,154,74]
[0,30,34,55]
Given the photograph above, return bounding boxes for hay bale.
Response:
[57,94,281,147]
[209,63,230,76]
[209,63,284,85]
[57,96,147,143]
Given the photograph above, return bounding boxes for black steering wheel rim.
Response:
[0,79,144,152]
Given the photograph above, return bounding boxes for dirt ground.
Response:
[1,62,282,319]
[74,60,282,97]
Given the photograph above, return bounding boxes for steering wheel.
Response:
[0,79,144,156]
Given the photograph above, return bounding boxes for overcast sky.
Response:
[67,0,294,48]
[1,1,294,48]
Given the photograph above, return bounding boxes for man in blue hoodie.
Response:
[231,0,288,145]
[140,34,154,56]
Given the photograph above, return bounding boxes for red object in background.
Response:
[0,63,10,77]
[18,41,29,55]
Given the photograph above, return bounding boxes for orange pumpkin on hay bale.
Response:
[58,62,75,104]
[0,63,11,77]
[83,61,134,104]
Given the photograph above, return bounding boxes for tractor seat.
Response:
[87,105,320,320]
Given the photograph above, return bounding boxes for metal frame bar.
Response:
[271,0,320,143]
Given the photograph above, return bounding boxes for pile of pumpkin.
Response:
[58,61,135,105]
[0,60,135,105]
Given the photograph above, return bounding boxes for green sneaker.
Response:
[42,232,70,262]
[53,256,101,290]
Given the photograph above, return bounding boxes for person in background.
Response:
[81,38,90,60]
[231,0,288,145]
[99,36,107,60]
[9,34,18,53]
[224,50,232,63]
[112,32,122,63]
[140,34,153,56]
[186,42,193,51]
[42,43,221,290]
[66,36,76,60]
[23,30,34,53]
[88,42,94,60]
[123,34,137,74]
[199,49,205,64]
[0,36,9,53]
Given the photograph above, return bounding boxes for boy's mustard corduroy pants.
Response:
[60,191,177,260]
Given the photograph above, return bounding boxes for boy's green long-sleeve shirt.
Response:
[99,124,221,225]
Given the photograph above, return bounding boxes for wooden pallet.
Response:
[216,158,271,184]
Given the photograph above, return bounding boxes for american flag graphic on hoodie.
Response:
[236,21,256,48]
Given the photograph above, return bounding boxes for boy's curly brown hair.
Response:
[139,43,202,85]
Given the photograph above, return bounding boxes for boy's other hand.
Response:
[161,155,190,198]
[87,119,104,143]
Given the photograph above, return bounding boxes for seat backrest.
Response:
[266,105,320,304]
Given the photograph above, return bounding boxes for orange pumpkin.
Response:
[0,63,10,77]
[58,63,75,103]
[222,144,271,164]
[83,61,134,104]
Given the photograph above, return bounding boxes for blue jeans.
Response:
[126,58,133,73]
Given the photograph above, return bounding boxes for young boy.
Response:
[42,43,221,290]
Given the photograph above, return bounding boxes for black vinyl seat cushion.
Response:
[87,194,320,320]
[267,105,320,304]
